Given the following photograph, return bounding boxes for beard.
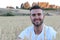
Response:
[32,19,44,27]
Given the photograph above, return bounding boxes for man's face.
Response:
[30,9,45,27]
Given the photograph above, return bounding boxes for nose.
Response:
[35,15,39,19]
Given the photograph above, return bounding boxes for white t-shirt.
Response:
[18,24,56,40]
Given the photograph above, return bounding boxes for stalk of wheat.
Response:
[55,32,60,40]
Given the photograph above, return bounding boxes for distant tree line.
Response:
[6,2,60,10]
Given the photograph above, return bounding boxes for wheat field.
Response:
[0,15,60,40]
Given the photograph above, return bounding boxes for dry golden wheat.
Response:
[0,16,60,40]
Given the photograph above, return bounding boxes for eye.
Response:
[38,13,41,16]
[32,14,36,16]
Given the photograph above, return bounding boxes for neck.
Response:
[34,24,43,35]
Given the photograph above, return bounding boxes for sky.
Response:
[0,0,60,8]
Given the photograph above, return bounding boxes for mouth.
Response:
[34,19,41,22]
[35,20,40,23]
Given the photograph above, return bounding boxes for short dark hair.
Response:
[30,5,42,11]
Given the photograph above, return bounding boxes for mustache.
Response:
[34,19,41,21]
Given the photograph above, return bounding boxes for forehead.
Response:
[30,9,43,14]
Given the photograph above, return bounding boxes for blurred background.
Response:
[0,0,60,40]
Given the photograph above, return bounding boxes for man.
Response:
[17,5,56,40]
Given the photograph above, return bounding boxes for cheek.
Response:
[39,15,43,18]
[39,15,44,19]
[30,16,34,20]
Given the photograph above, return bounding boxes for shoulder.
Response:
[46,25,56,33]
[24,25,34,32]
[18,25,34,39]
[45,25,57,38]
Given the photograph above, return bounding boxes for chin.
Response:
[34,23,41,27]
[35,25,40,27]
